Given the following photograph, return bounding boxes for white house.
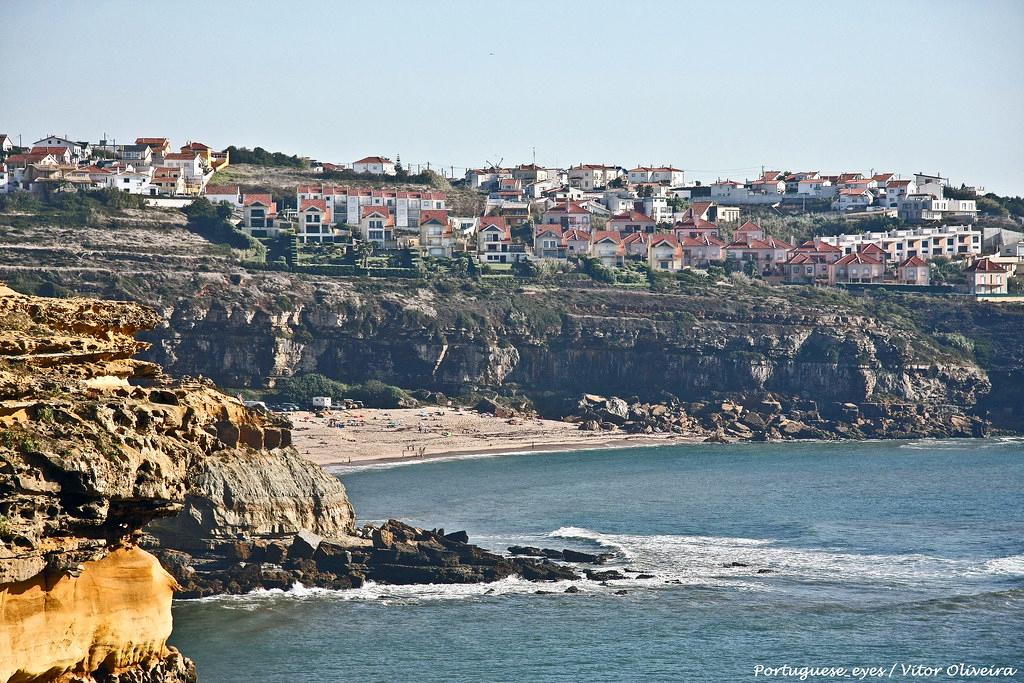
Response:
[32,135,89,161]
[0,135,13,153]
[883,179,917,207]
[834,188,875,211]
[628,166,684,186]
[352,156,396,175]
[476,216,527,264]
[295,185,445,229]
[898,195,977,222]
[107,169,152,194]
[204,184,243,206]
[569,164,623,190]
[162,152,205,179]
[797,177,835,198]
[419,209,454,257]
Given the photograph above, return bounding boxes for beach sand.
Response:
[289,408,700,467]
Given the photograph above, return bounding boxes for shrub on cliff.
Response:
[272,373,411,408]
[183,198,266,260]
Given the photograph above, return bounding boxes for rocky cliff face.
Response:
[0,285,355,683]
[135,275,1000,432]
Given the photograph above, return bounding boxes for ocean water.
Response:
[170,440,1024,682]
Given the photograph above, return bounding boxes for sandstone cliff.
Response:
[0,285,355,683]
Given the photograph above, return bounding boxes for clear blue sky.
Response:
[2,0,1022,193]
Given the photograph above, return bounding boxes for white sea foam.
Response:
[982,554,1024,576]
[544,526,1019,587]
[181,529,1022,606]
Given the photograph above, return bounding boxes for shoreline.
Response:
[323,435,703,470]
[288,408,705,468]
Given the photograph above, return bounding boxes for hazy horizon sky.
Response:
[3,0,1023,194]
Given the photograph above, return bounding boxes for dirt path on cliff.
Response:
[289,409,700,466]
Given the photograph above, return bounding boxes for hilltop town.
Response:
[1,132,1022,298]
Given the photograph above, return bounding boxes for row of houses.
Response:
[197,174,1013,294]
[0,133,227,196]
[467,161,982,225]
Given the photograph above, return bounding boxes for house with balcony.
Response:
[782,240,843,283]
[725,232,794,273]
[562,229,592,258]
[590,231,626,268]
[476,216,527,264]
[828,252,885,284]
[964,258,1009,295]
[818,225,981,261]
[680,234,726,267]
[419,209,454,257]
[534,225,566,259]
[295,185,445,229]
[542,201,592,229]
[607,210,656,234]
[358,205,394,247]
[622,232,649,259]
[648,235,684,272]
[149,167,185,195]
[293,198,334,243]
[568,164,623,190]
[241,194,278,237]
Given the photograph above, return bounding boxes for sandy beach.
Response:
[288,408,700,467]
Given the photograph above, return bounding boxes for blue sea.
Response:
[170,440,1024,682]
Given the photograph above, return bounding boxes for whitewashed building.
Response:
[352,156,396,175]
[296,185,445,229]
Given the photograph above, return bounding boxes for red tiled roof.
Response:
[834,252,882,266]
[136,137,169,145]
[592,231,622,244]
[244,193,274,207]
[735,220,762,233]
[546,201,590,215]
[302,198,330,212]
[795,240,842,253]
[858,243,887,255]
[784,253,815,265]
[839,188,870,196]
[419,209,449,225]
[479,216,507,229]
[353,156,392,164]
[164,152,199,161]
[680,234,725,247]
[650,234,680,247]
[562,229,591,242]
[360,204,390,217]
[887,179,912,187]
[965,258,1008,273]
[899,256,928,268]
[535,225,564,237]
[622,232,648,245]
[610,211,654,223]
[30,146,70,156]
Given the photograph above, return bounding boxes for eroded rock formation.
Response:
[0,285,351,682]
